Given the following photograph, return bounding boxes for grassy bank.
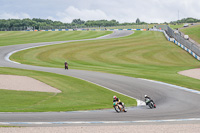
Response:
[169,24,183,29]
[11,31,200,91]
[0,31,112,46]
[0,67,136,112]
[180,25,200,44]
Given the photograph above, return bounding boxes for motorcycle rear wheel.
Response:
[148,102,154,109]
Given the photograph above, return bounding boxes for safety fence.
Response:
[152,25,200,61]
[26,28,147,31]
[0,25,148,31]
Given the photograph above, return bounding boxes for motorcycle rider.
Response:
[144,95,156,108]
[64,61,68,70]
[113,96,126,112]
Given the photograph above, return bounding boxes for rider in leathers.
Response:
[144,95,156,108]
[113,96,126,112]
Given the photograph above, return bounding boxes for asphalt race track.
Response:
[0,31,200,126]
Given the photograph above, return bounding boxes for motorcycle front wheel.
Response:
[114,106,121,113]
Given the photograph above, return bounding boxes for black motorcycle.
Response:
[145,98,156,109]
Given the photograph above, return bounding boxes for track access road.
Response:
[0,30,200,125]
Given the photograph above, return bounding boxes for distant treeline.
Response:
[170,17,200,24]
[0,17,199,31]
[0,18,147,30]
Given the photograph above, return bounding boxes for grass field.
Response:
[0,31,112,46]
[168,24,184,29]
[0,67,136,112]
[180,25,200,44]
[11,31,200,91]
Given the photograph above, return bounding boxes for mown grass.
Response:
[11,31,200,91]
[0,67,136,112]
[169,24,184,29]
[0,31,112,46]
[180,25,200,44]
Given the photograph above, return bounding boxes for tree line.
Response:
[0,18,146,30]
[170,17,200,24]
[0,17,199,31]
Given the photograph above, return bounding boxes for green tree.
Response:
[72,19,85,25]
[136,18,140,24]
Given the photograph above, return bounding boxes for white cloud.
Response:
[0,0,199,23]
[52,0,199,23]
[56,6,110,23]
[0,12,31,19]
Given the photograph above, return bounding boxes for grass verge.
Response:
[0,67,136,112]
[180,25,200,44]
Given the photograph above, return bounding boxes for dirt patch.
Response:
[0,75,61,93]
[178,68,200,80]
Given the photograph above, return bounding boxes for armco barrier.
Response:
[150,28,200,61]
[156,25,200,57]
[174,40,200,60]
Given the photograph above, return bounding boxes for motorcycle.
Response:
[113,102,127,113]
[145,98,156,109]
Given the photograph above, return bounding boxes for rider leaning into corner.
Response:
[144,95,156,108]
[113,96,127,112]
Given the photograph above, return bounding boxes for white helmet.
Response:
[144,95,148,98]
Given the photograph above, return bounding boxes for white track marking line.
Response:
[1,118,200,125]
[5,45,49,64]
[75,77,145,106]
[138,78,200,95]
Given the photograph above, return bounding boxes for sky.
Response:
[0,0,199,23]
